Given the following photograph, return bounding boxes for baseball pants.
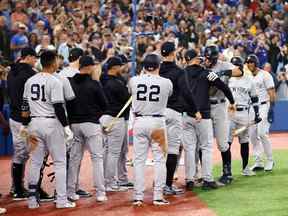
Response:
[117,120,129,185]
[100,115,126,188]
[210,102,230,152]
[28,118,67,205]
[164,108,182,155]
[10,119,29,164]
[228,110,250,144]
[250,103,273,162]
[67,123,105,198]
[133,117,166,201]
[182,115,214,182]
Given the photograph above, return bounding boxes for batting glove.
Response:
[267,108,274,124]
[207,72,219,81]
[64,126,74,142]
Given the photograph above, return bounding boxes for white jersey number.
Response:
[136,84,160,102]
[31,84,47,102]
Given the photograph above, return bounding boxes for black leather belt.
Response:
[134,114,164,118]
[260,101,268,105]
[210,99,226,105]
[31,116,55,119]
[236,107,248,111]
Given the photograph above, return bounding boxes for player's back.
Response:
[24,73,63,117]
[129,74,173,116]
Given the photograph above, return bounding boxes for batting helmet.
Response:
[143,54,161,71]
[246,54,259,67]
[204,45,219,60]
[230,56,244,67]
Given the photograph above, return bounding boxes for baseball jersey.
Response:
[23,73,64,117]
[209,60,235,100]
[128,74,173,116]
[228,75,257,106]
[252,69,274,103]
[53,72,75,101]
[58,66,80,78]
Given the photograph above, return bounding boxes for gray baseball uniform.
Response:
[249,70,274,163]
[228,75,257,144]
[58,66,79,78]
[117,120,129,185]
[210,60,235,152]
[100,114,126,188]
[23,73,68,206]
[128,73,173,201]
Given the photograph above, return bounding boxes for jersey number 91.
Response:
[31,84,47,102]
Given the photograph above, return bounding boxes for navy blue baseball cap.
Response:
[184,49,198,62]
[161,41,176,57]
[79,55,95,69]
[21,47,38,58]
[107,56,124,70]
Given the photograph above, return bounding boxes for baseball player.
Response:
[159,41,184,195]
[117,54,133,188]
[22,50,75,209]
[58,48,91,198]
[0,86,9,215]
[204,45,243,185]
[246,55,276,172]
[100,56,130,192]
[66,55,108,202]
[7,47,52,201]
[228,56,262,177]
[129,54,172,206]
[181,49,236,190]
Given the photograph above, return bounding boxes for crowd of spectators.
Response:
[0,0,288,99]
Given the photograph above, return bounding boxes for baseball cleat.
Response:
[133,200,143,206]
[118,182,134,189]
[56,201,76,209]
[96,195,108,202]
[76,189,92,198]
[202,181,218,190]
[153,199,170,206]
[106,185,128,192]
[68,194,80,202]
[39,188,54,202]
[264,161,275,172]
[186,181,194,191]
[28,196,40,209]
[0,207,7,214]
[163,185,184,195]
[218,175,233,186]
[242,167,256,176]
[12,192,29,201]
[250,163,264,172]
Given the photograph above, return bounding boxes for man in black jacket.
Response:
[180,49,236,190]
[100,56,130,192]
[66,55,108,202]
[7,48,51,201]
[159,41,185,195]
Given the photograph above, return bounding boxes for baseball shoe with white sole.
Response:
[264,160,275,172]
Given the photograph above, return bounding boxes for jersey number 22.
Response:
[136,84,160,102]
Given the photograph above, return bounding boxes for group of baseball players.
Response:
[3,39,276,209]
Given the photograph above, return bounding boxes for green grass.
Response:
[194,150,288,216]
